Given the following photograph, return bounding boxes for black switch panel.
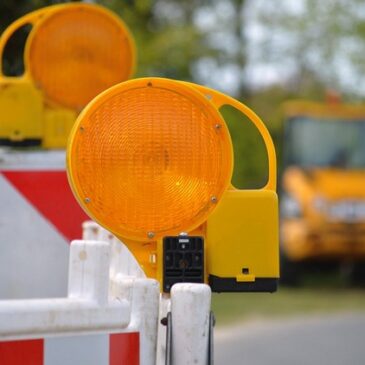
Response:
[163,236,204,293]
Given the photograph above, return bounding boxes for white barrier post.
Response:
[112,276,160,365]
[68,240,110,305]
[156,293,171,364]
[82,220,101,240]
[171,283,212,365]
[82,221,145,278]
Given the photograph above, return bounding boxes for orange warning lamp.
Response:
[0,3,135,147]
[67,78,279,293]
[67,78,233,241]
[26,4,135,111]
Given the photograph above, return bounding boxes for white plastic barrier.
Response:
[0,239,160,365]
[83,222,214,365]
[82,221,213,365]
[82,221,145,279]
[171,284,211,365]
[0,223,213,365]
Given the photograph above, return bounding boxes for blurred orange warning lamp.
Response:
[0,3,135,147]
[67,78,280,293]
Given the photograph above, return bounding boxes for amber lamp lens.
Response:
[68,79,233,241]
[27,4,134,110]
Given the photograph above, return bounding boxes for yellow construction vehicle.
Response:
[0,3,135,148]
[280,100,365,285]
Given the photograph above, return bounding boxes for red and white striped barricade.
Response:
[0,149,88,299]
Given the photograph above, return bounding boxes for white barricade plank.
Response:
[171,283,211,365]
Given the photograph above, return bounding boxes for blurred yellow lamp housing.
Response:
[0,3,135,148]
[67,77,279,293]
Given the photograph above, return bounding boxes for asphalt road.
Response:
[215,313,365,365]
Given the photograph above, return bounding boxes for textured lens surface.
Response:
[28,5,134,110]
[69,81,232,241]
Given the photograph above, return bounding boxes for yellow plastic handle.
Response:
[0,5,62,77]
[181,82,277,191]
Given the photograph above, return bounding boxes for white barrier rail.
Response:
[0,221,213,365]
[0,239,160,365]
[0,297,129,339]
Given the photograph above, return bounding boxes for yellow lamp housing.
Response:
[67,77,279,293]
[0,3,135,148]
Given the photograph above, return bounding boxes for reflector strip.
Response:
[0,333,139,365]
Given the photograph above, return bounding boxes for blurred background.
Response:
[4,0,365,184]
[1,0,365,364]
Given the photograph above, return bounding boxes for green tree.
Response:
[249,0,365,98]
[97,0,214,80]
